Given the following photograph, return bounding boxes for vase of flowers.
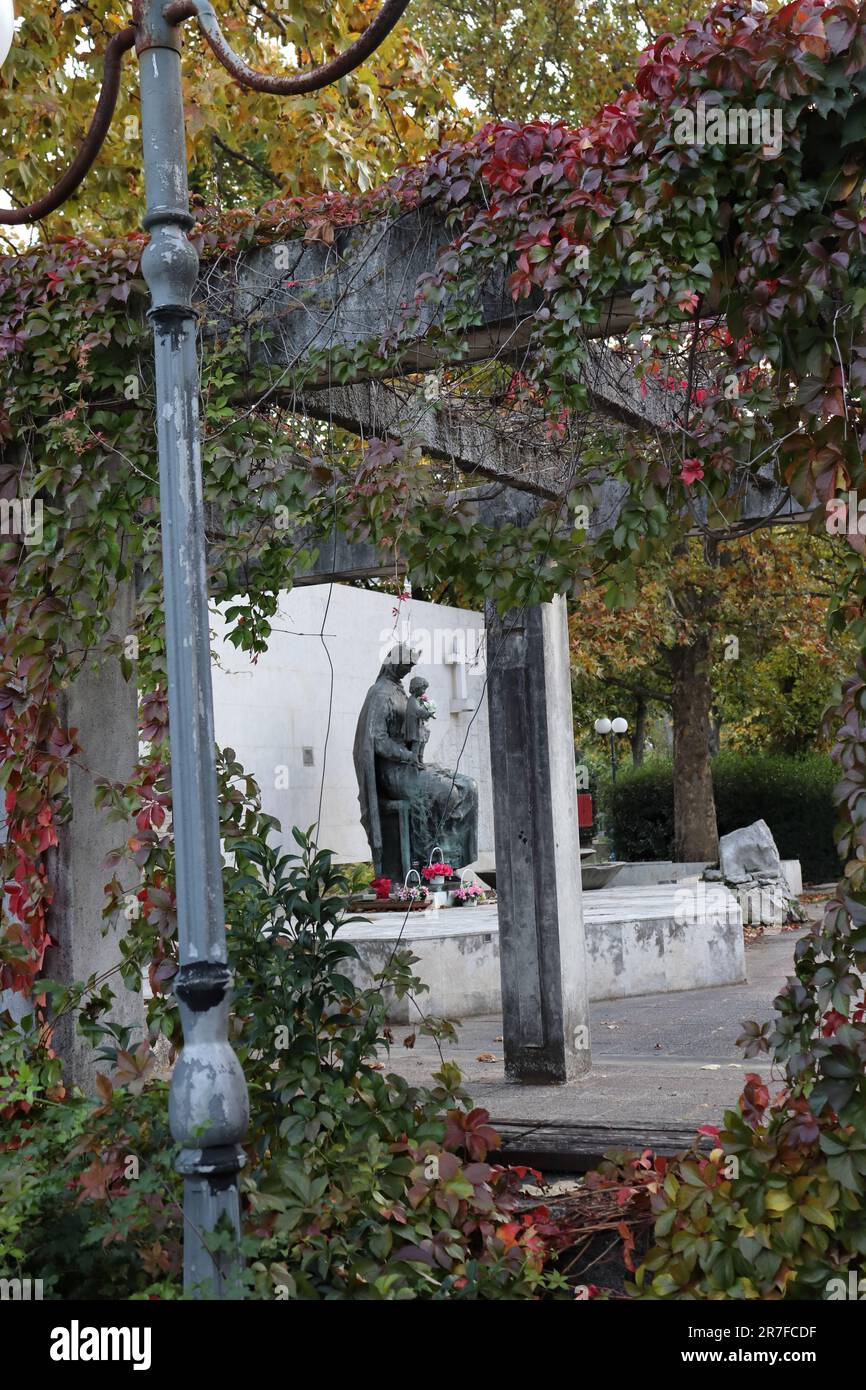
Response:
[422,848,453,892]
[453,883,483,906]
[422,865,453,889]
[396,883,430,905]
[396,869,429,906]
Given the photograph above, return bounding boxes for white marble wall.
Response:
[211,585,494,865]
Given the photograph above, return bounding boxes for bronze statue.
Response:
[405,675,434,765]
[353,644,478,881]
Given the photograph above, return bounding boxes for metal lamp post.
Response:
[594,715,628,861]
[594,715,628,786]
[0,0,411,1297]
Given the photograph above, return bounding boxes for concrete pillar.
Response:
[485,595,590,1083]
[45,579,145,1093]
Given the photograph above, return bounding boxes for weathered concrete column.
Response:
[485,595,590,1083]
[45,578,145,1093]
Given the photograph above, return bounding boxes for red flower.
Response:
[370,876,392,900]
[681,458,705,486]
[422,862,453,881]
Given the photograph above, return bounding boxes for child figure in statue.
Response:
[405,676,435,766]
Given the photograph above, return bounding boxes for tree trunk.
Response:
[631,694,647,767]
[668,633,719,862]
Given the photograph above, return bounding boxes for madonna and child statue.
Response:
[353,643,478,881]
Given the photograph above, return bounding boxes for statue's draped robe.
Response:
[353,670,478,877]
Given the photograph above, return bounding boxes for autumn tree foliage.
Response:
[0,0,464,234]
[422,0,715,122]
[570,530,857,858]
[0,0,768,238]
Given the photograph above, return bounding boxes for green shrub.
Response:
[605,761,676,863]
[607,752,839,883]
[0,832,561,1301]
[634,1076,866,1300]
[622,663,866,1301]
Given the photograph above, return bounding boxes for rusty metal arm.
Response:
[163,0,411,94]
[0,25,137,225]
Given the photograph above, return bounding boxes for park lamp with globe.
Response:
[593,716,628,860]
[0,0,413,1298]
[594,715,629,786]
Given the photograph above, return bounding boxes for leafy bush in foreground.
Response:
[0,832,559,1300]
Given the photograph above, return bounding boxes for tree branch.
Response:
[211,134,282,189]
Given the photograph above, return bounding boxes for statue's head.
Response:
[409,676,428,696]
[379,642,419,681]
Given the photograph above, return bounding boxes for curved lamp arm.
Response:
[0,0,411,226]
[163,0,411,94]
[0,24,136,225]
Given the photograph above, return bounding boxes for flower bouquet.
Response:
[452,883,483,905]
[421,861,454,890]
[395,882,430,905]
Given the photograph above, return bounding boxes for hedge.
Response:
[606,752,839,884]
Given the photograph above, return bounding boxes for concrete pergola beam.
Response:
[291,343,678,500]
[297,382,575,499]
[215,210,648,380]
[214,205,810,530]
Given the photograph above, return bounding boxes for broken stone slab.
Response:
[719,819,782,884]
[736,883,799,928]
[711,822,807,926]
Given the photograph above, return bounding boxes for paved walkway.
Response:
[382,928,810,1131]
